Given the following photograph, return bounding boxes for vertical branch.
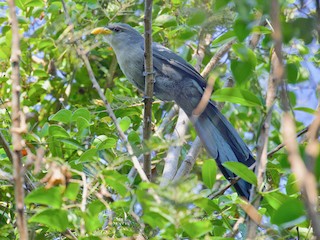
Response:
[316,0,320,42]
[8,0,29,239]
[247,51,277,239]
[270,0,320,238]
[246,19,282,235]
[160,108,189,186]
[143,0,154,180]
[304,110,320,236]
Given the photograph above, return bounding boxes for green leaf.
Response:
[212,87,262,107]
[182,220,212,238]
[128,131,141,144]
[49,109,72,124]
[222,162,257,186]
[286,174,299,195]
[294,107,316,114]
[231,44,256,84]
[119,116,131,132]
[232,44,256,65]
[87,200,106,217]
[85,200,105,233]
[72,108,91,122]
[211,31,235,46]
[105,88,114,103]
[178,27,196,40]
[187,9,207,26]
[48,136,63,157]
[231,60,253,84]
[263,191,289,210]
[86,0,99,9]
[93,135,117,149]
[78,148,98,163]
[25,0,45,7]
[194,197,220,214]
[154,14,177,27]
[286,63,299,83]
[271,198,305,227]
[233,19,251,42]
[59,138,85,150]
[98,138,117,149]
[15,0,25,10]
[38,39,54,50]
[202,159,217,189]
[252,26,272,34]
[29,209,68,232]
[33,69,49,78]
[76,117,92,133]
[25,187,62,208]
[64,182,80,201]
[215,0,231,10]
[103,170,128,197]
[48,125,70,138]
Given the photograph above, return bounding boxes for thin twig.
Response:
[8,0,29,238]
[0,131,13,162]
[267,126,309,158]
[143,0,154,180]
[172,137,202,181]
[208,162,256,199]
[155,104,179,136]
[201,39,236,79]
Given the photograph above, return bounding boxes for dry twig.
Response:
[143,0,154,180]
[8,0,29,238]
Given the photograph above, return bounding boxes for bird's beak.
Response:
[91,27,112,35]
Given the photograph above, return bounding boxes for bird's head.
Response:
[91,23,143,49]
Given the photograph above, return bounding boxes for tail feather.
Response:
[193,101,255,199]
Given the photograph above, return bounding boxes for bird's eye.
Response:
[113,27,120,32]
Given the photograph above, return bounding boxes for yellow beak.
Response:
[91,27,112,35]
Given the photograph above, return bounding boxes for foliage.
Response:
[0,0,319,239]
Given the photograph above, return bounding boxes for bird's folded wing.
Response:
[140,42,207,90]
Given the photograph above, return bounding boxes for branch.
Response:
[143,0,154,180]
[271,0,320,237]
[160,108,189,186]
[282,114,320,238]
[267,126,308,158]
[247,50,277,239]
[61,0,149,182]
[201,39,236,79]
[172,137,202,181]
[304,108,320,236]
[155,104,179,136]
[316,0,320,42]
[128,104,179,183]
[8,0,29,238]
[0,131,13,162]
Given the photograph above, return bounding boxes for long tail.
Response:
[193,101,255,199]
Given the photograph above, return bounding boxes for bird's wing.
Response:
[140,42,207,90]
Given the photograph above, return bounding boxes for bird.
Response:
[91,23,256,199]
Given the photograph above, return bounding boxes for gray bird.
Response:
[91,23,255,199]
